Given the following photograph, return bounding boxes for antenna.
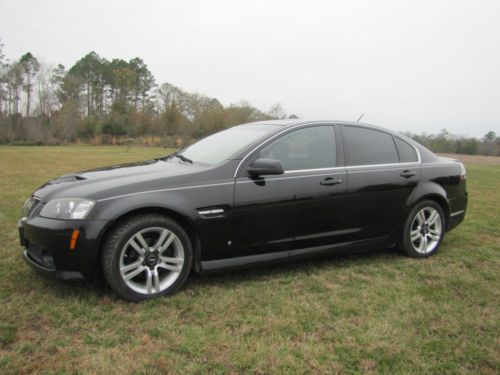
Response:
[357,113,364,122]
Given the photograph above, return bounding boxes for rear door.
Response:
[341,125,420,240]
[230,124,350,258]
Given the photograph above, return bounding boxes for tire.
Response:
[399,200,446,258]
[102,214,193,302]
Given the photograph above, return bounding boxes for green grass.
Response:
[0,146,498,374]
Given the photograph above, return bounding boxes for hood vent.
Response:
[51,174,87,184]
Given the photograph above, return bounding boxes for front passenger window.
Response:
[260,126,336,171]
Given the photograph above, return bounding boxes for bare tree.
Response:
[36,62,61,116]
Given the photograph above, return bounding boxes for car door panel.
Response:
[345,165,421,240]
[230,124,351,257]
[340,124,421,242]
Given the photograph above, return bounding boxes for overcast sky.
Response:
[1,0,499,136]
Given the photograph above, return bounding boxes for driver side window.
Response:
[260,126,336,171]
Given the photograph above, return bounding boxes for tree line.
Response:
[0,39,498,155]
[0,39,289,146]
[403,129,499,156]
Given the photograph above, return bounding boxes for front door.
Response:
[230,124,350,258]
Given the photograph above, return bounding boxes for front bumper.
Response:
[19,216,109,281]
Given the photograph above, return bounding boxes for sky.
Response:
[1,0,499,137]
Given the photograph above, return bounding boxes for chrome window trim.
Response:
[284,166,345,174]
[236,171,345,184]
[421,164,460,169]
[233,122,422,177]
[345,161,421,171]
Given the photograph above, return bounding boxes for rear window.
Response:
[343,126,399,166]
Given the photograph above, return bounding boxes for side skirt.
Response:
[200,234,396,273]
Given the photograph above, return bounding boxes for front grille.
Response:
[26,243,55,270]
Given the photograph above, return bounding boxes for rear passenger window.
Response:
[343,126,398,166]
[394,137,418,162]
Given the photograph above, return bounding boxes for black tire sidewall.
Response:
[401,200,446,258]
[102,214,193,301]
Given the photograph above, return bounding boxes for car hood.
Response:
[33,158,207,202]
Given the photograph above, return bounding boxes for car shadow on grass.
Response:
[185,248,400,289]
[31,248,401,302]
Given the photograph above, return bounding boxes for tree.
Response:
[0,39,6,114]
[129,57,155,111]
[69,52,107,116]
[483,131,497,142]
[267,103,286,119]
[51,64,66,107]
[4,62,24,114]
[20,52,40,116]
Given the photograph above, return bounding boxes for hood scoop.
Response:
[50,174,87,184]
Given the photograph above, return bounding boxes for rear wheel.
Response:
[400,200,445,258]
[102,214,192,301]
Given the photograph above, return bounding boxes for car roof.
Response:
[243,119,422,148]
[245,119,399,134]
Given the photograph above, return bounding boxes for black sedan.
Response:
[19,120,468,301]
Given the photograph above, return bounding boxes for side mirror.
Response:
[247,158,284,177]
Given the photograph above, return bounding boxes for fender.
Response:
[88,190,202,274]
[408,181,450,218]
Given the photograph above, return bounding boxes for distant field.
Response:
[437,153,500,165]
[0,146,499,374]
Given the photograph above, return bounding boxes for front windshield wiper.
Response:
[170,151,193,164]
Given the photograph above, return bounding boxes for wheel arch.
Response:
[410,182,450,228]
[95,206,202,276]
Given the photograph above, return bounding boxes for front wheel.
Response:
[102,214,193,301]
[400,200,445,258]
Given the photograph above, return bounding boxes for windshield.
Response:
[180,125,281,164]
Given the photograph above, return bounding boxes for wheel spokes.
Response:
[128,236,146,256]
[157,232,175,254]
[420,235,428,252]
[119,226,185,295]
[411,228,421,242]
[411,207,443,254]
[152,268,161,293]
[122,264,145,281]
[120,259,143,274]
[158,256,183,272]
[145,268,153,294]
[427,210,438,226]
[428,233,440,241]
[417,211,426,225]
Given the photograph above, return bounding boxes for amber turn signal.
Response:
[69,229,80,250]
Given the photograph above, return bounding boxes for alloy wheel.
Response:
[410,207,442,254]
[119,227,184,295]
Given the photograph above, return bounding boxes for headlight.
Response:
[39,198,95,220]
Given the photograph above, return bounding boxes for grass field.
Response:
[0,146,498,374]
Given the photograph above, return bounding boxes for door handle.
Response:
[400,170,417,178]
[320,177,343,186]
